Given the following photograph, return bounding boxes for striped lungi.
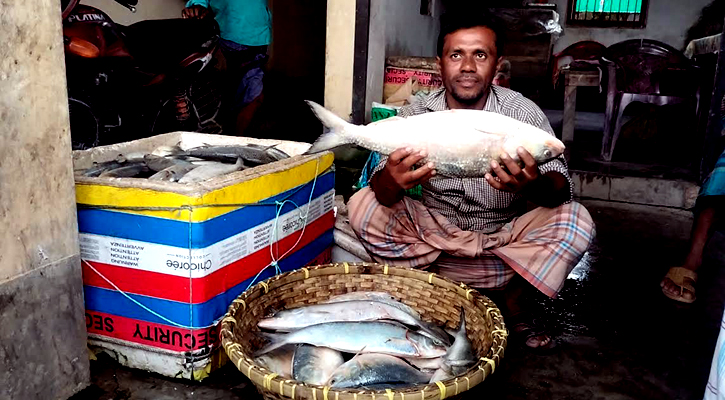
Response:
[348,187,595,298]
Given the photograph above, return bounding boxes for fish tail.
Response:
[458,308,466,333]
[252,332,287,357]
[304,100,356,154]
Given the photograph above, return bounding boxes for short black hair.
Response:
[436,9,506,57]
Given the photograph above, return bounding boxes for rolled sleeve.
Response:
[370,154,388,181]
[185,0,209,8]
[538,156,574,204]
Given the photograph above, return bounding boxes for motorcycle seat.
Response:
[121,18,219,73]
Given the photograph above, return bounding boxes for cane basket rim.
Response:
[220,262,507,400]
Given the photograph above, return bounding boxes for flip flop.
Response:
[662,266,697,304]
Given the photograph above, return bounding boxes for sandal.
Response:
[662,266,697,304]
[508,312,556,353]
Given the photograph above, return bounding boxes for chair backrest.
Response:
[555,40,608,61]
[551,40,607,87]
[604,39,699,96]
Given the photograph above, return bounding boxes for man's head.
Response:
[436,11,505,108]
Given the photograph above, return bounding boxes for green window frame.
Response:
[568,0,649,28]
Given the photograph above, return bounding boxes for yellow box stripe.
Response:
[75,154,334,222]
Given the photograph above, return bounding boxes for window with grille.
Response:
[568,0,648,28]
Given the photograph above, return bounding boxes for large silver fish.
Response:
[143,154,194,173]
[148,163,198,182]
[304,101,565,177]
[178,158,245,183]
[255,321,447,359]
[258,301,447,345]
[321,292,450,345]
[182,144,287,166]
[82,160,125,177]
[292,345,344,385]
[98,162,149,178]
[323,291,421,319]
[327,353,431,388]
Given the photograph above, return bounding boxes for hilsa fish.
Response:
[178,158,245,183]
[258,300,449,345]
[304,101,565,177]
[254,321,447,359]
[327,353,431,388]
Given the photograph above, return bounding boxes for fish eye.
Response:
[543,149,552,158]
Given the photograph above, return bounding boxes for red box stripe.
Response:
[83,211,334,303]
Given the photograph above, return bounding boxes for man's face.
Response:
[438,26,499,106]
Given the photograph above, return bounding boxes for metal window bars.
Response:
[568,0,648,27]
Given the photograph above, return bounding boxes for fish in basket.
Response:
[220,262,507,400]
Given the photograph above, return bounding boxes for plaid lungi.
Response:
[348,187,595,298]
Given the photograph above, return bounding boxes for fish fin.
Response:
[252,332,288,357]
[349,345,368,361]
[428,365,453,383]
[385,338,421,356]
[419,321,452,347]
[304,100,355,154]
[445,359,475,367]
[458,308,466,334]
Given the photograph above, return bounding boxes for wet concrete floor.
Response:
[70,199,725,400]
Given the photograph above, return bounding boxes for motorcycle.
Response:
[61,0,224,150]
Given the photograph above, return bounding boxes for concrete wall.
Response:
[381,0,442,57]
[551,0,713,52]
[365,0,443,121]
[324,0,356,120]
[0,0,90,399]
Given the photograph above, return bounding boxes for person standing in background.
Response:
[182,0,271,136]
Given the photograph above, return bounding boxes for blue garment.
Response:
[701,149,725,198]
[218,39,266,111]
[185,0,271,46]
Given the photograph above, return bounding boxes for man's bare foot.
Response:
[509,313,555,351]
[661,264,697,302]
[513,324,552,348]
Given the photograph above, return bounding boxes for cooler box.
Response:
[73,132,335,380]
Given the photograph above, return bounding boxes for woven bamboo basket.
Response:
[220,262,507,400]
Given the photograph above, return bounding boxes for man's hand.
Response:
[485,147,539,193]
[370,148,436,207]
[182,5,210,19]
